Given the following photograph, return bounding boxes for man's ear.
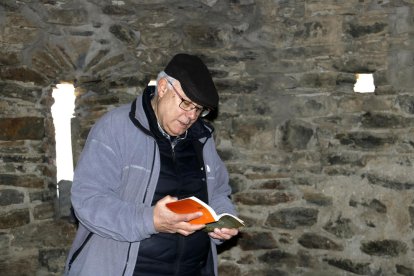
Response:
[157,78,169,98]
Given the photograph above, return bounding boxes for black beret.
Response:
[164,53,218,110]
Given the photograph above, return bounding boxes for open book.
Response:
[166,196,245,232]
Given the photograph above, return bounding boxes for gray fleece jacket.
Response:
[64,93,236,276]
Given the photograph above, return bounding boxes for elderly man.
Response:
[65,53,239,276]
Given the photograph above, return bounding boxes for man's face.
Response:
[154,78,201,136]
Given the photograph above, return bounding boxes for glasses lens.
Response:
[200,109,210,117]
[179,100,193,111]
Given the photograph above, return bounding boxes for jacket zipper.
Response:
[142,141,157,204]
[121,243,132,276]
[67,232,93,271]
[121,140,157,276]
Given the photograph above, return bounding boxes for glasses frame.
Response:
[166,79,210,117]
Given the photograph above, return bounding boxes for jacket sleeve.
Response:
[205,137,237,220]
[71,112,157,242]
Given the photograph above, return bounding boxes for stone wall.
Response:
[0,0,413,275]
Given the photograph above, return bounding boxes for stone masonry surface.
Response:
[0,0,414,275]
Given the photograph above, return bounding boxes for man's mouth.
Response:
[178,120,190,127]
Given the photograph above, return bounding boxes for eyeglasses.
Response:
[166,79,210,117]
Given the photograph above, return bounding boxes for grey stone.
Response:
[266,207,318,229]
[323,217,355,239]
[0,174,44,188]
[238,231,278,251]
[360,239,408,257]
[409,206,414,229]
[281,120,314,150]
[0,117,44,140]
[258,249,297,266]
[0,209,30,229]
[34,202,55,220]
[218,262,241,276]
[364,173,414,190]
[0,189,24,206]
[0,1,414,275]
[303,192,332,206]
[397,95,414,114]
[336,132,396,149]
[109,24,139,44]
[325,258,372,275]
[38,248,68,273]
[0,67,47,85]
[346,22,387,38]
[298,233,343,251]
[396,264,414,276]
[361,112,412,129]
[235,191,294,206]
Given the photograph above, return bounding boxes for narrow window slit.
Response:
[51,83,76,190]
[354,73,375,93]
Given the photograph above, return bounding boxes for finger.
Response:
[219,228,238,236]
[210,228,237,240]
[177,221,205,232]
[208,232,222,240]
[175,211,203,223]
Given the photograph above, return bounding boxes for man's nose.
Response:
[186,108,198,120]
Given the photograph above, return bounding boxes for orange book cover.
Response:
[166,196,218,225]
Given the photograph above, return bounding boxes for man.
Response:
[64,53,239,276]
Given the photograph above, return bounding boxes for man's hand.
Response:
[208,228,239,240]
[153,195,205,236]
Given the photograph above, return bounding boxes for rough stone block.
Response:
[0,117,44,140]
[298,233,343,251]
[234,191,294,206]
[38,248,68,274]
[0,208,30,229]
[409,206,414,229]
[361,112,411,129]
[397,95,414,115]
[280,120,314,150]
[325,258,372,275]
[1,14,39,45]
[218,262,241,276]
[346,22,387,38]
[109,24,139,44]
[0,256,38,276]
[31,49,62,79]
[258,249,297,266]
[238,231,278,251]
[45,8,88,25]
[323,217,355,239]
[303,192,333,206]
[33,202,55,220]
[0,66,47,85]
[102,5,135,15]
[266,207,318,229]
[396,264,414,276]
[0,233,11,256]
[364,173,414,190]
[0,50,19,65]
[0,189,25,206]
[0,174,44,188]
[336,132,396,150]
[12,220,76,248]
[360,239,408,257]
[184,25,223,48]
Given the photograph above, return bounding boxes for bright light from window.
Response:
[51,83,75,183]
[354,73,375,93]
